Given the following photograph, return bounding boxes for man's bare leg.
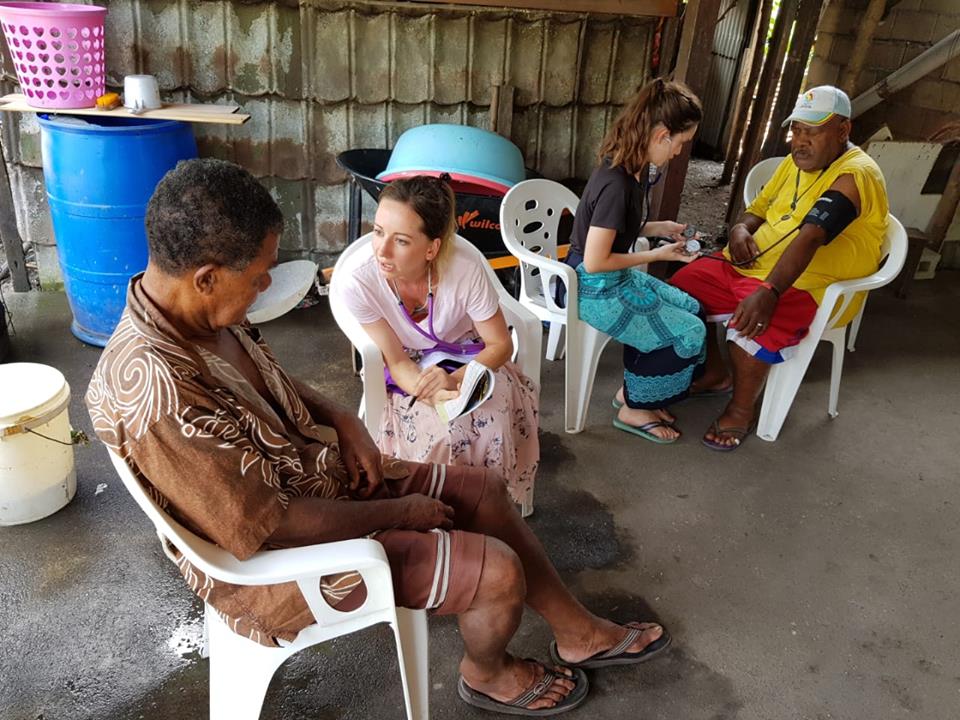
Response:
[462,480,665,666]
[691,322,732,392]
[703,342,769,447]
[459,537,577,709]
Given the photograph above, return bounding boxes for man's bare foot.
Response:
[703,401,755,449]
[616,406,679,440]
[460,656,576,710]
[553,619,665,665]
[690,373,733,395]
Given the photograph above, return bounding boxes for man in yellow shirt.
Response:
[672,86,889,450]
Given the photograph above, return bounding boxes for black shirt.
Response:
[569,159,646,259]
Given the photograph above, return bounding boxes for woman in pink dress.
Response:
[338,176,539,516]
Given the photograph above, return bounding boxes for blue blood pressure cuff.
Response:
[802,190,858,244]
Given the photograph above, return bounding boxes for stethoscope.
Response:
[392,267,484,355]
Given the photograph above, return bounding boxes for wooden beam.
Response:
[0,144,29,292]
[761,0,827,159]
[926,151,960,254]
[721,0,774,184]
[658,0,724,222]
[725,0,799,226]
[839,0,887,96]
[0,94,249,125]
[409,0,679,16]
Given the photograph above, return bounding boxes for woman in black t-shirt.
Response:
[566,78,706,443]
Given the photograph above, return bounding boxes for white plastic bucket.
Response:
[0,362,76,525]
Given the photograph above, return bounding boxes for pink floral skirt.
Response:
[377,361,539,516]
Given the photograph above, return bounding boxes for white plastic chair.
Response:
[756,215,907,441]
[499,179,616,434]
[107,449,429,720]
[742,156,785,210]
[743,155,872,352]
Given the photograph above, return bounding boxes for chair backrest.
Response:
[876,214,908,282]
[106,448,233,578]
[743,156,786,206]
[329,235,381,355]
[500,179,580,309]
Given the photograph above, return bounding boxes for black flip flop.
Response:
[548,623,672,669]
[457,662,589,716]
[701,420,753,452]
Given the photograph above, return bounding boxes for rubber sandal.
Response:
[548,623,672,669]
[701,420,752,452]
[613,398,679,427]
[457,662,589,716]
[612,418,678,444]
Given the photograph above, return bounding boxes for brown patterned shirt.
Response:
[87,275,376,645]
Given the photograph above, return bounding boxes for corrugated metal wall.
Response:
[0,0,657,284]
[698,0,753,155]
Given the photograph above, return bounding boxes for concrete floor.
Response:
[1,274,958,720]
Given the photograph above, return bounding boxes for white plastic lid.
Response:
[0,362,71,427]
[247,260,318,324]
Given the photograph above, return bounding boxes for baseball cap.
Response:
[781,86,852,127]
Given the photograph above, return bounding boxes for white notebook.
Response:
[435,360,495,424]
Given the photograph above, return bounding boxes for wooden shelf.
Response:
[408,0,679,17]
[0,94,250,125]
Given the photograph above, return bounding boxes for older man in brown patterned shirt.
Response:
[87,159,672,716]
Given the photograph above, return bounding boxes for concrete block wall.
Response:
[0,0,658,285]
[807,0,960,265]
[808,0,960,141]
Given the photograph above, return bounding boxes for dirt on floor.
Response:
[676,157,732,243]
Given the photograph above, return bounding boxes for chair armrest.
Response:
[186,534,400,631]
[810,266,897,335]
[329,280,388,433]
[177,535,391,587]
[498,292,542,386]
[518,252,579,316]
[355,336,387,434]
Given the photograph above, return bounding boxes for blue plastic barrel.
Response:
[38,115,197,346]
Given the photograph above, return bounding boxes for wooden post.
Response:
[0,144,29,292]
[657,0,724,222]
[721,0,774,185]
[839,0,886,96]
[926,151,960,254]
[762,0,827,159]
[488,83,515,139]
[725,0,799,226]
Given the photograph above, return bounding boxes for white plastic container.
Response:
[246,260,318,324]
[0,363,76,525]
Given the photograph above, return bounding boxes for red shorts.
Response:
[670,255,818,363]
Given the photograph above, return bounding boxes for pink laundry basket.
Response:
[0,2,106,109]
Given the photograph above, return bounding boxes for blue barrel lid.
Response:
[37,113,188,134]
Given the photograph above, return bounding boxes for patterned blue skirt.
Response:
[577,264,706,409]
